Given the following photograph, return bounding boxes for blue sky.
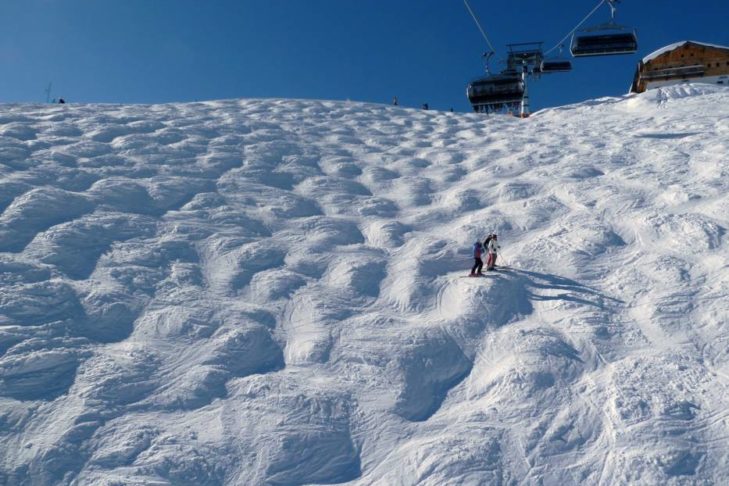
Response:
[1,0,728,111]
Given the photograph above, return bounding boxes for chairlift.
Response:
[540,45,572,73]
[540,59,573,72]
[571,27,637,57]
[467,69,525,113]
[570,0,637,57]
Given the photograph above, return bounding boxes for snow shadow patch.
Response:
[26,213,157,280]
[509,268,623,309]
[202,325,285,378]
[662,450,704,477]
[393,329,472,422]
[633,130,703,139]
[0,281,86,326]
[264,429,361,485]
[0,187,94,252]
[0,349,85,401]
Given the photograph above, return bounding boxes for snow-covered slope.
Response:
[1,85,729,485]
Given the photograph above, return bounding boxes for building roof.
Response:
[643,40,729,63]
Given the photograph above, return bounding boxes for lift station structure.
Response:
[464,0,639,116]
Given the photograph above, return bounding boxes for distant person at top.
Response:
[422,103,429,110]
[392,96,398,106]
[58,98,66,104]
[486,234,500,270]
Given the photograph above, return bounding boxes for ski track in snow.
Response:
[1,86,729,484]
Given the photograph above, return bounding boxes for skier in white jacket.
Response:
[486,234,500,270]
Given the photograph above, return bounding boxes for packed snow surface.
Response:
[1,84,729,485]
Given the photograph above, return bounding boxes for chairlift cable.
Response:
[544,0,606,56]
[463,0,496,54]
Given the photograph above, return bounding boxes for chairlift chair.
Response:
[570,26,637,56]
[467,70,525,113]
[570,0,637,57]
[540,58,573,72]
[540,45,572,72]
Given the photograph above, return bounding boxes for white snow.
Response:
[642,40,729,63]
[1,85,729,484]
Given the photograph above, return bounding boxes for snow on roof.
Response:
[643,40,729,63]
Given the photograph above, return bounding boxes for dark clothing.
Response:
[473,242,483,259]
[471,241,485,275]
[471,258,483,275]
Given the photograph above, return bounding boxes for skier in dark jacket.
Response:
[470,240,485,276]
[483,234,493,248]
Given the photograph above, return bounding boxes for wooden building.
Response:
[630,41,729,93]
